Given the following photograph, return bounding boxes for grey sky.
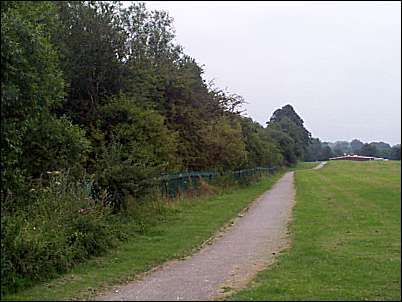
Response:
[141,1,401,145]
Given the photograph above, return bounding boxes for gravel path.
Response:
[95,172,296,301]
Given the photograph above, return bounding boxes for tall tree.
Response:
[54,1,127,127]
[350,139,364,154]
[1,1,88,194]
[358,143,378,157]
[266,104,311,162]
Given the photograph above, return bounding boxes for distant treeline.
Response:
[1,1,312,211]
[304,138,401,161]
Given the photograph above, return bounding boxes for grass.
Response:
[288,161,321,171]
[230,160,401,301]
[3,172,284,301]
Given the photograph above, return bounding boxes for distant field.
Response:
[231,160,401,301]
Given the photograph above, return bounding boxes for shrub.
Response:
[0,172,116,296]
[200,117,248,170]
[95,96,179,211]
[21,113,91,180]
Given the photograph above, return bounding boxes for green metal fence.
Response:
[83,166,277,203]
[159,166,276,198]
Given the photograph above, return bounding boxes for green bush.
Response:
[200,117,248,170]
[21,113,91,180]
[95,96,179,211]
[0,173,116,296]
[1,1,65,196]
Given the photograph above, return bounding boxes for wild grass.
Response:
[230,160,401,301]
[0,172,122,297]
[2,171,284,301]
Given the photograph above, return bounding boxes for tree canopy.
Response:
[266,104,311,164]
[1,1,314,211]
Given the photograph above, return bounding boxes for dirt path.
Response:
[95,172,295,301]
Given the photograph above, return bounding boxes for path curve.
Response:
[95,172,295,301]
[312,161,327,170]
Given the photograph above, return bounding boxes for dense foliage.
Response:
[1,1,315,295]
[303,138,333,162]
[1,1,312,210]
[266,105,311,165]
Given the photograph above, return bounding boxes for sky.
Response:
[139,1,401,145]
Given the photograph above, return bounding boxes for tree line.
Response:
[304,139,401,161]
[1,1,312,212]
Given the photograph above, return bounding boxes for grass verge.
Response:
[230,160,401,301]
[288,161,320,171]
[3,172,284,301]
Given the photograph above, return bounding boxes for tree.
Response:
[370,142,391,158]
[320,146,333,160]
[95,95,179,210]
[304,138,322,162]
[1,1,75,194]
[304,138,335,161]
[358,143,378,157]
[350,139,364,154]
[1,0,314,211]
[333,147,344,157]
[21,113,91,179]
[199,117,247,171]
[54,1,127,127]
[266,104,311,162]
[331,141,351,155]
[265,128,297,165]
[390,145,401,160]
[239,117,283,168]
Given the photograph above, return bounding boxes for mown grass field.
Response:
[231,160,401,301]
[3,172,284,301]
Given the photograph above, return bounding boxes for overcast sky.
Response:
[140,1,401,145]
